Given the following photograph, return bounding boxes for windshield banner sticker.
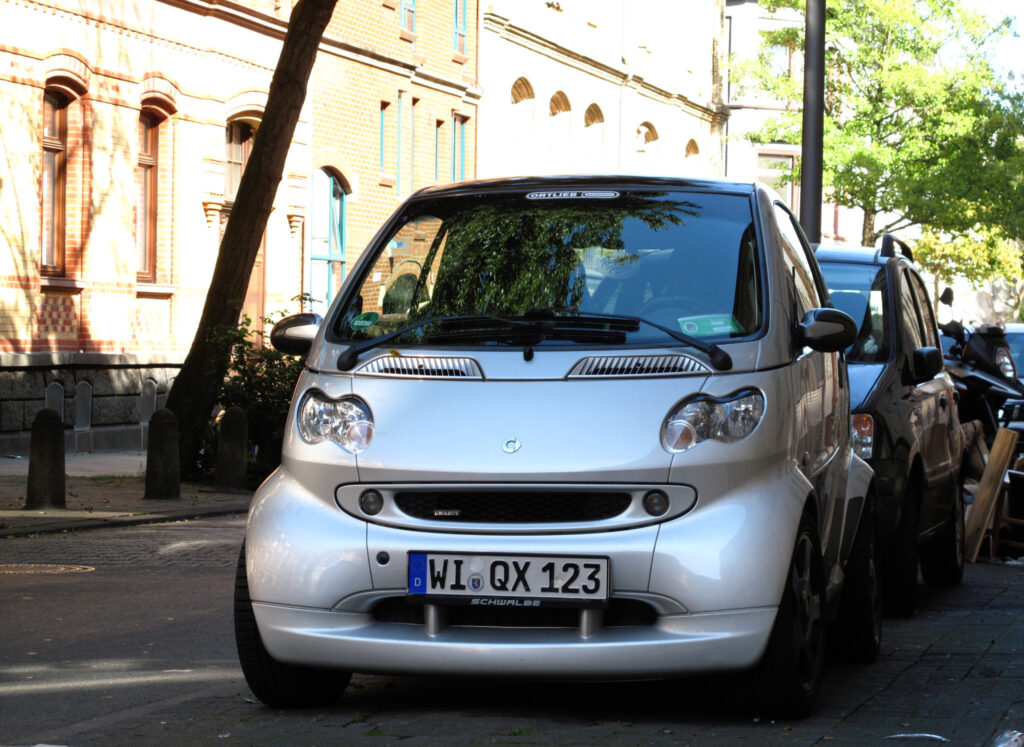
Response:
[526,191,619,200]
[677,315,740,337]
[351,312,380,330]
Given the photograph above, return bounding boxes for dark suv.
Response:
[817,236,964,616]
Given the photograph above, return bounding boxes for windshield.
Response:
[331,190,761,347]
[819,261,890,363]
[1004,330,1024,374]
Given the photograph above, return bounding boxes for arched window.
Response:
[549,90,571,117]
[636,121,659,152]
[41,91,68,276]
[511,77,535,104]
[225,121,255,200]
[584,103,604,127]
[136,112,159,282]
[309,167,348,311]
[685,138,700,158]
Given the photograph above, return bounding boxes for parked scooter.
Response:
[938,288,1024,448]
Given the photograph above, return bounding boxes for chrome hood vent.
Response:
[567,354,710,378]
[354,354,483,379]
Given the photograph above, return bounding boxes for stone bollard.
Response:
[145,408,180,500]
[26,408,66,509]
[215,406,248,492]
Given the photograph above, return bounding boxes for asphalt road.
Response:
[1,515,1023,745]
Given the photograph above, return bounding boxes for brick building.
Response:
[0,0,479,454]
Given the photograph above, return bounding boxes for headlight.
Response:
[661,389,765,453]
[995,345,1017,379]
[851,413,874,460]
[297,391,374,453]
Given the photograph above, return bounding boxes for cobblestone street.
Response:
[1,516,1023,745]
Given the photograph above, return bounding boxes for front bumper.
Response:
[244,458,806,679]
[253,602,777,677]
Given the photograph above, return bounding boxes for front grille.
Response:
[354,355,483,378]
[394,491,632,523]
[373,597,657,628]
[568,354,710,378]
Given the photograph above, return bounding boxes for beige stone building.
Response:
[476,0,727,180]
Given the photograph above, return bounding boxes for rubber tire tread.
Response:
[919,481,965,586]
[234,545,351,708]
[881,483,919,617]
[835,492,882,663]
[747,511,826,718]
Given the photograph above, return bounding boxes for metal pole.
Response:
[800,0,825,242]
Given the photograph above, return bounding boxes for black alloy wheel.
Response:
[835,490,882,662]
[748,511,826,717]
[882,481,920,617]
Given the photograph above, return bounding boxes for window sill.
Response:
[378,174,396,188]
[382,0,398,8]
[136,284,174,299]
[452,52,469,65]
[40,276,85,294]
[399,28,417,44]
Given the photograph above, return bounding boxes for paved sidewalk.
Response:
[0,451,252,537]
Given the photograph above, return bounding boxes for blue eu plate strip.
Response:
[408,553,427,594]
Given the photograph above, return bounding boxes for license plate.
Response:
[407,552,609,605]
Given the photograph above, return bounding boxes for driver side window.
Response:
[774,203,822,317]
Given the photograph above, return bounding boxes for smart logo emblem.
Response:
[502,438,522,454]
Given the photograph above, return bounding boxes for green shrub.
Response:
[206,310,305,485]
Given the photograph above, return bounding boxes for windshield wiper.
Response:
[521,308,732,371]
[337,315,524,370]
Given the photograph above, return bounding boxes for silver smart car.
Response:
[235,176,878,716]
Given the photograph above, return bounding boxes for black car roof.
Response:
[409,174,759,200]
[815,243,908,267]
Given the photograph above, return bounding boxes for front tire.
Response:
[747,511,826,717]
[920,480,965,586]
[835,491,882,663]
[881,482,920,617]
[234,545,351,708]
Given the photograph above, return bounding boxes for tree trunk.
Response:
[166,0,338,477]
[861,210,877,248]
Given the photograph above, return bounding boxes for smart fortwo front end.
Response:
[236,176,878,717]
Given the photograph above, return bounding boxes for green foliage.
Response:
[738,0,1024,245]
[205,310,304,484]
[913,227,1022,289]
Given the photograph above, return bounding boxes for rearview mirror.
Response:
[912,346,944,382]
[269,312,322,356]
[798,308,858,353]
[939,287,954,306]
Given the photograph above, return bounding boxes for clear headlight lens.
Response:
[851,413,874,460]
[661,389,765,453]
[297,391,374,453]
[995,346,1017,379]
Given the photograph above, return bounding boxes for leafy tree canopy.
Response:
[737,0,1024,247]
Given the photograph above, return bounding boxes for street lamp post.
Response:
[800,0,825,242]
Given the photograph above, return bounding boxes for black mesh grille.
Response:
[372,598,657,628]
[393,491,632,523]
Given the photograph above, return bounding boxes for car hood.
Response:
[350,374,709,483]
[847,362,885,412]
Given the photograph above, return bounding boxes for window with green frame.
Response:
[309,168,346,312]
[401,0,415,33]
[453,0,467,54]
[450,114,466,182]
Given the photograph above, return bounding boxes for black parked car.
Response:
[817,236,965,616]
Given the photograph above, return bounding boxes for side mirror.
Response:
[939,287,954,307]
[799,308,858,353]
[269,312,322,356]
[912,346,944,381]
